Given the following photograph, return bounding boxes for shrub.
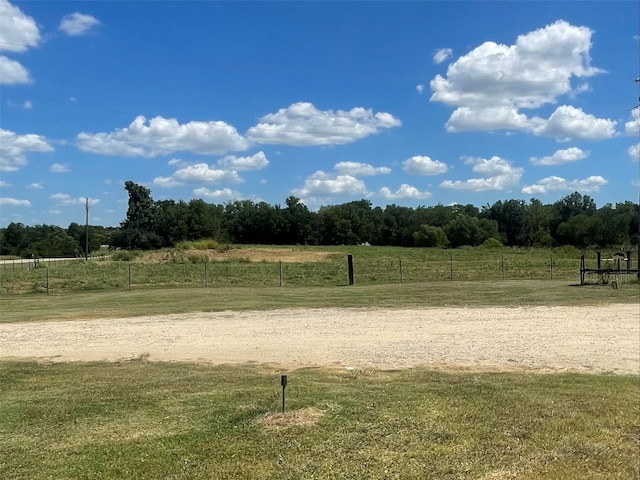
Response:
[481,238,503,249]
[111,250,140,261]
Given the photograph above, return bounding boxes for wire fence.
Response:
[0,252,604,295]
[0,255,110,272]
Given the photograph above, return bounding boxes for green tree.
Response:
[67,222,100,255]
[0,222,26,256]
[30,226,80,257]
[379,205,415,246]
[412,225,449,248]
[521,198,553,247]
[282,196,316,245]
[481,199,526,246]
[444,215,500,248]
[111,181,162,249]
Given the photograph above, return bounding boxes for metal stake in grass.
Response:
[281,375,288,413]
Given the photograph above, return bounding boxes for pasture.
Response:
[1,245,638,479]
[0,244,619,295]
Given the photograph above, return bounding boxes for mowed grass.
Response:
[0,361,637,480]
[1,280,638,323]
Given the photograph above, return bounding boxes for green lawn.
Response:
[1,361,637,480]
[1,280,638,323]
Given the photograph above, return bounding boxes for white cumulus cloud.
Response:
[430,20,615,141]
[216,151,269,171]
[433,48,453,64]
[0,128,53,171]
[522,175,607,195]
[0,0,40,52]
[0,55,31,84]
[50,163,70,173]
[334,161,391,176]
[625,109,639,136]
[246,102,401,146]
[0,197,30,206]
[431,20,602,109]
[378,184,432,200]
[445,106,533,133]
[77,115,250,157]
[59,12,101,36]
[403,155,448,175]
[533,105,616,141]
[0,0,40,85]
[50,193,99,206]
[193,187,242,200]
[292,170,367,198]
[629,143,639,162]
[529,147,589,166]
[153,163,243,188]
[440,156,522,192]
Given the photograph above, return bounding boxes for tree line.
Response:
[1,180,638,257]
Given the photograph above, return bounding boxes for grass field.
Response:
[1,361,637,479]
[2,245,638,478]
[3,244,633,295]
[1,280,638,324]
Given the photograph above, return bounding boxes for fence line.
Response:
[0,252,611,295]
[0,255,111,273]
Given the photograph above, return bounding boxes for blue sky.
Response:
[0,0,638,228]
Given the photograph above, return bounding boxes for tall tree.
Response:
[111,181,162,249]
[481,199,526,246]
[282,196,316,245]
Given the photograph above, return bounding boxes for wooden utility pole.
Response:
[85,197,89,261]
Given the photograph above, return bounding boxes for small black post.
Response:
[280,375,288,413]
[347,254,354,286]
[580,255,585,285]
[550,255,553,280]
[128,261,132,291]
[626,251,632,270]
[596,251,601,270]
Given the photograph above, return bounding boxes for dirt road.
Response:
[1,304,637,374]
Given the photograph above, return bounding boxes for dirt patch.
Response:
[257,407,325,429]
[1,305,637,374]
[208,247,334,263]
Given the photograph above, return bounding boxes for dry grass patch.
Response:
[257,406,325,429]
[138,247,334,264]
[207,247,334,263]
